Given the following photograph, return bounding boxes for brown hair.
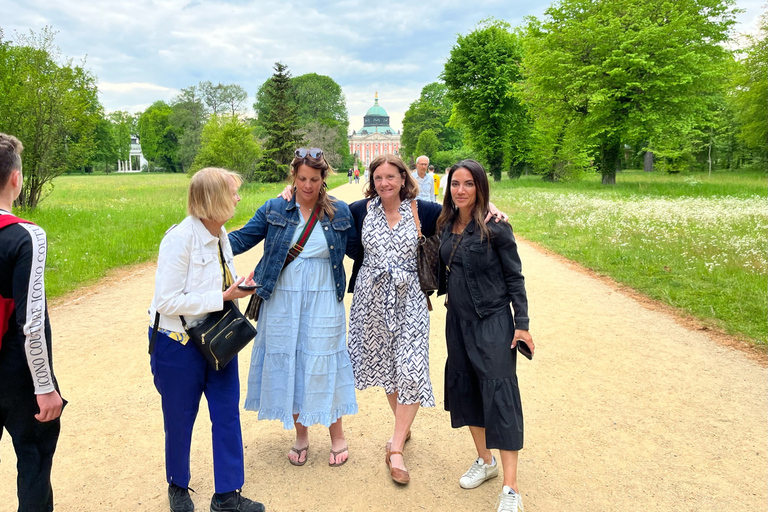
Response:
[0,133,23,190]
[289,148,337,221]
[188,167,243,222]
[364,154,419,201]
[437,159,491,241]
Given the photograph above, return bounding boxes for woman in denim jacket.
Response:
[228,149,358,467]
[436,160,534,512]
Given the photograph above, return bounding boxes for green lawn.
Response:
[13,169,766,345]
[490,170,767,345]
[14,173,298,299]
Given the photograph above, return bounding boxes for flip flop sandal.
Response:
[329,447,349,467]
[288,445,309,466]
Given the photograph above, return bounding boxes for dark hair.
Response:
[364,154,419,201]
[290,148,337,221]
[0,133,23,190]
[437,159,491,241]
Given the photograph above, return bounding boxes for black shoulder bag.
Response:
[149,241,257,371]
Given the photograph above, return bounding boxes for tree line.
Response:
[402,1,766,182]
[0,27,351,209]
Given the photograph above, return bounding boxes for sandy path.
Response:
[1,182,766,512]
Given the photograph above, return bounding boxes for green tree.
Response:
[256,62,305,182]
[442,19,528,181]
[0,27,100,208]
[220,84,248,117]
[92,116,117,173]
[108,110,134,165]
[192,115,262,181]
[138,101,180,172]
[401,82,463,160]
[520,0,738,182]
[415,129,440,161]
[730,10,768,164]
[170,85,207,171]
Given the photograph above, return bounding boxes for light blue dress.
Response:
[244,213,358,429]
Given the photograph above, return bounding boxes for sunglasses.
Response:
[295,148,323,159]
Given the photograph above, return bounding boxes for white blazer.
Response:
[148,216,239,333]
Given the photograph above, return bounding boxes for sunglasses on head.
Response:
[295,148,323,159]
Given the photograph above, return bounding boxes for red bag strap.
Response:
[0,213,33,230]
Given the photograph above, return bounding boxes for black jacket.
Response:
[346,198,442,293]
[437,219,529,330]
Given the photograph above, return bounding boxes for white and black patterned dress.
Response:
[347,198,434,407]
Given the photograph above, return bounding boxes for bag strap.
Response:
[446,229,465,274]
[284,204,320,268]
[0,212,33,230]
[148,311,160,355]
[409,200,425,241]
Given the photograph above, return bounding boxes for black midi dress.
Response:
[441,232,524,451]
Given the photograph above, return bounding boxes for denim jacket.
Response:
[228,195,355,302]
[437,219,529,330]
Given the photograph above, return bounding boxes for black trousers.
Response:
[0,390,61,512]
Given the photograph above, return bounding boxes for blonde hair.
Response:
[188,167,242,222]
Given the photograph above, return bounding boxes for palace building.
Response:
[348,92,400,168]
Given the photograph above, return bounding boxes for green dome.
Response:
[366,102,388,117]
[359,93,396,135]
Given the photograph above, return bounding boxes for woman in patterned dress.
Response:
[228,149,357,467]
[346,154,443,485]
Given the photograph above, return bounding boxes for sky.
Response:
[1,0,764,133]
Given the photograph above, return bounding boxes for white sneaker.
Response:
[459,456,499,489]
[496,485,524,512]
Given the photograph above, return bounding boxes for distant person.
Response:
[436,159,534,512]
[0,133,65,512]
[411,155,435,202]
[354,167,360,184]
[440,167,450,197]
[148,167,264,512]
[347,168,353,184]
[430,165,440,202]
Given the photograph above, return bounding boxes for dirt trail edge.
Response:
[1,182,765,512]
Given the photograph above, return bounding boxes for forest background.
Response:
[0,0,765,346]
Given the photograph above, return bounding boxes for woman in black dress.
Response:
[436,160,534,512]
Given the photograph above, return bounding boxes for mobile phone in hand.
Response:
[516,340,533,360]
[237,283,258,291]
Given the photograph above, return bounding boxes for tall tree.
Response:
[520,0,739,182]
[415,129,440,161]
[220,84,248,117]
[108,111,134,166]
[401,82,463,160]
[192,115,262,181]
[256,62,304,181]
[292,73,350,164]
[442,19,527,181]
[138,101,180,172]
[171,85,207,171]
[729,10,768,164]
[0,27,100,208]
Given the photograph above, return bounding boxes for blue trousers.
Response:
[149,329,244,493]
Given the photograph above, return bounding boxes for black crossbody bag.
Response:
[149,242,257,371]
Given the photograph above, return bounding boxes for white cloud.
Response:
[4,0,763,123]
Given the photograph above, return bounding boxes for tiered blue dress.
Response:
[244,213,358,428]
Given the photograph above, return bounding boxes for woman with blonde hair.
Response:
[148,168,264,512]
[229,148,357,467]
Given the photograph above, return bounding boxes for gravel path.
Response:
[1,182,765,511]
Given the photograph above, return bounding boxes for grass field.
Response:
[12,169,766,345]
[13,171,349,299]
[489,170,767,345]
